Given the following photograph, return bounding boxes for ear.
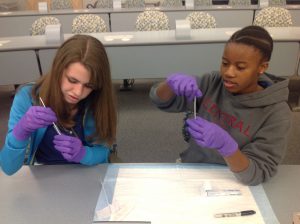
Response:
[259,61,269,75]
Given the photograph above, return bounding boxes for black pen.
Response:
[214,210,256,218]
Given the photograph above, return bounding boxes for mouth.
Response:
[67,94,79,103]
[223,80,237,89]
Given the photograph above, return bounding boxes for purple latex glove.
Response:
[53,134,86,163]
[13,106,57,141]
[186,116,238,157]
[166,73,202,101]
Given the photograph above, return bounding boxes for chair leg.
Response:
[10,84,20,98]
[289,75,300,112]
[120,79,135,91]
[34,50,43,76]
[293,96,300,112]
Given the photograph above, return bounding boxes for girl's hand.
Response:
[166,73,202,102]
[53,134,86,162]
[13,106,57,141]
[186,116,238,157]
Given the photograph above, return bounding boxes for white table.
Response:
[0,50,40,85]
[0,164,299,224]
[289,8,300,26]
[0,27,299,84]
[262,165,300,224]
[0,5,258,36]
[37,27,299,79]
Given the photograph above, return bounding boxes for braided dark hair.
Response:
[228,25,273,61]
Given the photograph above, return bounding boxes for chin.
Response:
[224,86,235,92]
[64,98,75,105]
[225,87,240,94]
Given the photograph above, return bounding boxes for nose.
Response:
[223,65,236,78]
[73,83,84,97]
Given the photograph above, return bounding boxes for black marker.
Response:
[214,210,256,218]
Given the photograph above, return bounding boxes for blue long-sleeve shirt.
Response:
[0,84,110,175]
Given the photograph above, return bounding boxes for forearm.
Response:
[224,149,250,173]
[150,83,189,113]
[156,82,175,101]
[1,133,29,175]
[80,145,110,166]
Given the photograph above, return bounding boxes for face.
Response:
[220,43,268,94]
[61,62,94,105]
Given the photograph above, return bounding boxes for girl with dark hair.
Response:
[1,34,117,175]
[150,25,291,185]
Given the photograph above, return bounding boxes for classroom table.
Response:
[0,50,40,85]
[0,5,258,36]
[0,9,110,37]
[289,8,300,26]
[0,27,299,85]
[0,163,299,224]
[109,6,257,31]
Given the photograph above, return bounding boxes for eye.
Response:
[237,66,246,71]
[67,76,78,84]
[222,61,228,66]
[84,83,96,90]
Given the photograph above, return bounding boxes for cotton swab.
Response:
[193,96,197,119]
[39,97,62,135]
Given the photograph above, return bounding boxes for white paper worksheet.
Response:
[94,165,270,224]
